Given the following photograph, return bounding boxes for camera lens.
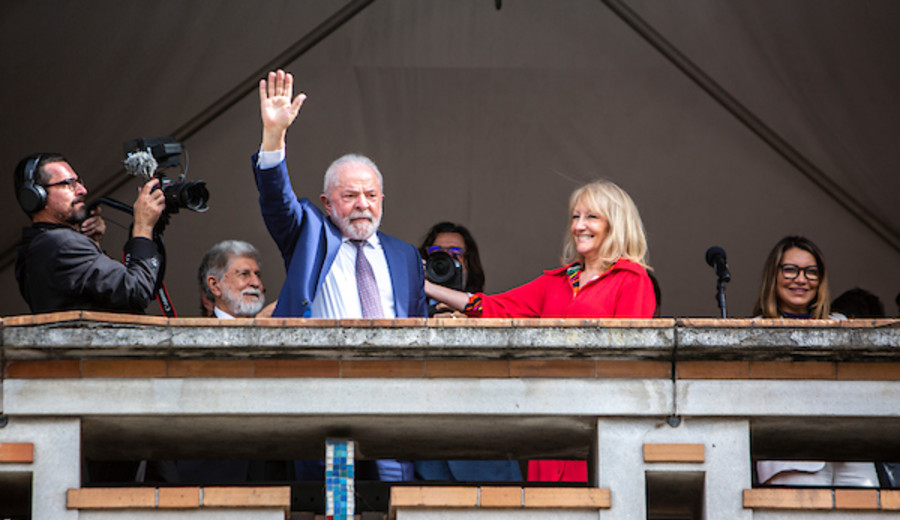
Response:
[163,180,209,213]
[425,251,461,285]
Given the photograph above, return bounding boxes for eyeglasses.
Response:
[779,263,820,281]
[427,245,465,259]
[43,177,85,191]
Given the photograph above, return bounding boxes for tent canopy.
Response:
[2,0,898,318]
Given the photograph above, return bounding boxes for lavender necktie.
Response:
[352,240,384,318]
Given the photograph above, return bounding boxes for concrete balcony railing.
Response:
[0,312,898,519]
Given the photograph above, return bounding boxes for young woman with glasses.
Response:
[752,236,837,319]
[753,236,878,487]
[418,221,485,294]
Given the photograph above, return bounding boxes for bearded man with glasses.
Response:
[14,152,166,313]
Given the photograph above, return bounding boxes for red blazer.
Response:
[469,258,655,319]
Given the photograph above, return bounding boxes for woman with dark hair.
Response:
[752,236,835,319]
[419,221,485,293]
[754,236,876,487]
[416,222,522,482]
[831,287,885,319]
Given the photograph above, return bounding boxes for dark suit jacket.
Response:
[253,153,426,318]
[16,223,161,313]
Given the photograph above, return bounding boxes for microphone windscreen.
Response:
[123,151,158,181]
[705,246,726,266]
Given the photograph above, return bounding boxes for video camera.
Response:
[123,137,209,214]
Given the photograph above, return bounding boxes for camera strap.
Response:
[156,282,177,317]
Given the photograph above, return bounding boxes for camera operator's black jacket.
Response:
[15,223,162,314]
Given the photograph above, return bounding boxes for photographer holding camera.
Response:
[418,221,485,317]
[416,222,523,482]
[14,153,166,313]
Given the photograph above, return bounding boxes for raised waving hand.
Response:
[259,69,307,151]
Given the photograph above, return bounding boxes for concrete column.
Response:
[596,418,752,520]
[0,416,81,519]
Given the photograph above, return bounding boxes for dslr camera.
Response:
[425,251,465,317]
[425,251,465,291]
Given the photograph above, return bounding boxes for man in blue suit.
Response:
[253,69,426,321]
[253,70,425,482]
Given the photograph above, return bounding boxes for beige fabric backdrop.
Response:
[2,0,898,318]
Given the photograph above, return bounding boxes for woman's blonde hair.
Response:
[561,180,649,269]
[752,236,831,318]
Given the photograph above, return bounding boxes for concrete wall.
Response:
[1,313,899,518]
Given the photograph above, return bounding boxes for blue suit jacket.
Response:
[415,460,522,482]
[253,153,426,318]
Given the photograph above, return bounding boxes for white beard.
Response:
[329,207,381,241]
[221,287,265,317]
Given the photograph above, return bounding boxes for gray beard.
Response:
[63,201,88,226]
[329,207,381,241]
[220,288,265,317]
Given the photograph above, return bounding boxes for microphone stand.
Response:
[715,276,728,319]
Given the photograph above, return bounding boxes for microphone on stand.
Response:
[705,246,731,282]
[705,246,731,318]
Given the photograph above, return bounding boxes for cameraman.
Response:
[14,153,166,313]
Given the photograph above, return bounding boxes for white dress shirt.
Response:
[257,149,284,169]
[213,306,235,319]
[311,234,396,319]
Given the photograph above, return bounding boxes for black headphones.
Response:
[17,153,47,214]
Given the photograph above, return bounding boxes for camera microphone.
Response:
[123,151,158,181]
[122,137,209,214]
[705,246,731,283]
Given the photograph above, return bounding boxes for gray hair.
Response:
[198,240,262,300]
[322,153,384,194]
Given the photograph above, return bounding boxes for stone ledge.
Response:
[1,323,674,360]
[66,486,290,509]
[4,312,895,329]
[677,318,900,328]
[2,315,897,363]
[1,311,677,328]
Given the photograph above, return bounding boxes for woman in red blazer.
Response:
[425,179,656,482]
